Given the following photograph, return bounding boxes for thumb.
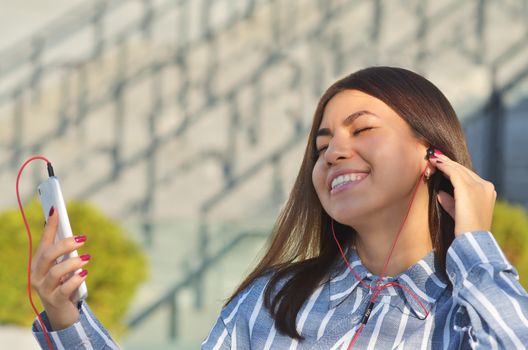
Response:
[41,207,59,246]
[437,190,455,220]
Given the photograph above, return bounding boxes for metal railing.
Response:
[126,230,268,339]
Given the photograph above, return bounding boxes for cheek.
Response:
[373,146,422,193]
[312,161,326,195]
[367,135,409,171]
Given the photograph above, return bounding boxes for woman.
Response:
[32,67,528,349]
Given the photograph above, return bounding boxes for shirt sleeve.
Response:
[32,301,120,349]
[446,230,528,349]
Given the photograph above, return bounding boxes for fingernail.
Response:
[80,254,91,261]
[434,149,444,156]
[74,235,87,243]
[79,269,88,278]
[48,206,55,217]
[436,160,443,164]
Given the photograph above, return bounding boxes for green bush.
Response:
[0,198,148,337]
[492,200,528,290]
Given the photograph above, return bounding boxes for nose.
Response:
[324,135,354,165]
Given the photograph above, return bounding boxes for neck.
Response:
[352,186,433,277]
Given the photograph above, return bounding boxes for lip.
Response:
[327,168,370,191]
[330,173,369,195]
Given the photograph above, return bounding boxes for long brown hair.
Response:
[225,67,472,340]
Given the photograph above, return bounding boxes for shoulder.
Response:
[219,269,297,325]
[220,272,272,321]
[203,272,289,348]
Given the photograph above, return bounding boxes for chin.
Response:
[325,199,380,227]
[327,207,363,227]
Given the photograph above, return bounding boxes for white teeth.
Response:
[331,174,364,190]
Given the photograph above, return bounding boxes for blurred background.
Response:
[1,0,528,349]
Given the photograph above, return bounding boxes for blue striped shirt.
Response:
[32,231,528,349]
[201,231,528,349]
[32,302,119,349]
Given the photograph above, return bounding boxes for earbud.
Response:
[426,146,435,160]
[424,146,435,180]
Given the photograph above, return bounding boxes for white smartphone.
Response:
[37,176,88,302]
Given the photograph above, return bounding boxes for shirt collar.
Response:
[328,248,449,318]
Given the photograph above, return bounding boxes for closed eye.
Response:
[353,127,374,136]
[316,146,328,154]
[315,127,374,156]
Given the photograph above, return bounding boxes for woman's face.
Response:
[311,89,429,227]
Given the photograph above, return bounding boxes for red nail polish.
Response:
[74,235,87,243]
[48,206,54,217]
[79,269,88,278]
[80,254,91,261]
[436,160,443,164]
[434,149,444,156]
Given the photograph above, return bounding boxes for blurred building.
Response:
[0,0,527,348]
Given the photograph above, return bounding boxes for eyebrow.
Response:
[314,110,378,141]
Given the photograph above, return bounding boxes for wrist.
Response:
[45,302,80,331]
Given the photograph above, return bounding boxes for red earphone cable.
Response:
[331,167,431,349]
[16,156,54,350]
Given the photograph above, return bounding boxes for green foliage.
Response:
[0,198,148,337]
[492,200,528,289]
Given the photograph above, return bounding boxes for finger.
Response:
[437,190,455,219]
[41,255,90,293]
[41,207,59,246]
[34,236,87,279]
[429,156,475,189]
[429,152,480,183]
[32,208,60,279]
[432,152,498,196]
[33,208,60,262]
[58,269,88,302]
[430,155,498,202]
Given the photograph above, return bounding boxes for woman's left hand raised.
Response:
[428,149,496,237]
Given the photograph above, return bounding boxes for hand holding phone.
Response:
[37,176,88,301]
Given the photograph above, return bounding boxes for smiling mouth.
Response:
[330,173,369,193]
